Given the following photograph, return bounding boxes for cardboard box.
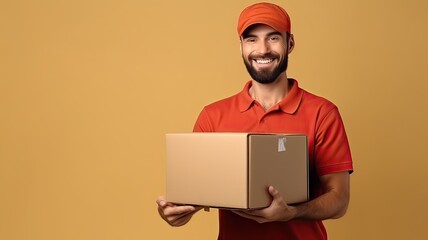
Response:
[166,133,309,209]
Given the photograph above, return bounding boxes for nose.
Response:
[256,40,271,55]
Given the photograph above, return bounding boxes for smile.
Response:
[255,58,274,64]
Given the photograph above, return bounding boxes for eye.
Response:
[243,36,257,43]
[269,35,281,41]
[244,37,257,43]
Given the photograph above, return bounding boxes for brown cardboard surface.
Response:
[166,133,308,209]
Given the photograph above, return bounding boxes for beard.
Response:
[243,53,288,84]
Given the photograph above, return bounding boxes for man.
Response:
[157,2,353,239]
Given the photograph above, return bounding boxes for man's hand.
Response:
[232,186,297,223]
[232,172,350,223]
[156,196,202,227]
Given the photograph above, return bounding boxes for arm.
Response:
[232,171,350,223]
[156,196,202,227]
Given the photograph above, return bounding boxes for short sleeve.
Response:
[315,107,353,176]
[193,108,214,132]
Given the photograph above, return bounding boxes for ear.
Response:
[239,39,243,54]
[287,34,295,54]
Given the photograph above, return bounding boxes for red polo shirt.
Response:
[193,79,353,240]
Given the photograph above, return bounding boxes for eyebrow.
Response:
[242,31,283,39]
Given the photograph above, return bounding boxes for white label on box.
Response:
[278,137,286,152]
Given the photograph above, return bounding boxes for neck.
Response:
[249,74,290,111]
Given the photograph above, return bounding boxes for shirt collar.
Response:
[238,81,255,112]
[238,79,303,114]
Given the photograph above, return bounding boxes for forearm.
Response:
[292,185,349,221]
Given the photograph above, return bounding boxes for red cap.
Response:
[237,2,291,37]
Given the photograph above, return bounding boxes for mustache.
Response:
[248,53,279,60]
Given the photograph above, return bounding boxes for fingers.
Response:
[162,206,198,227]
[156,196,200,227]
[164,205,196,216]
[168,213,194,227]
[268,186,284,205]
[157,197,196,215]
[156,196,176,209]
[156,196,167,207]
[268,186,279,197]
[230,186,287,223]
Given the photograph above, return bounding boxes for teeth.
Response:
[255,59,273,64]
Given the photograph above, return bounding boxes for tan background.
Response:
[1,0,427,239]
